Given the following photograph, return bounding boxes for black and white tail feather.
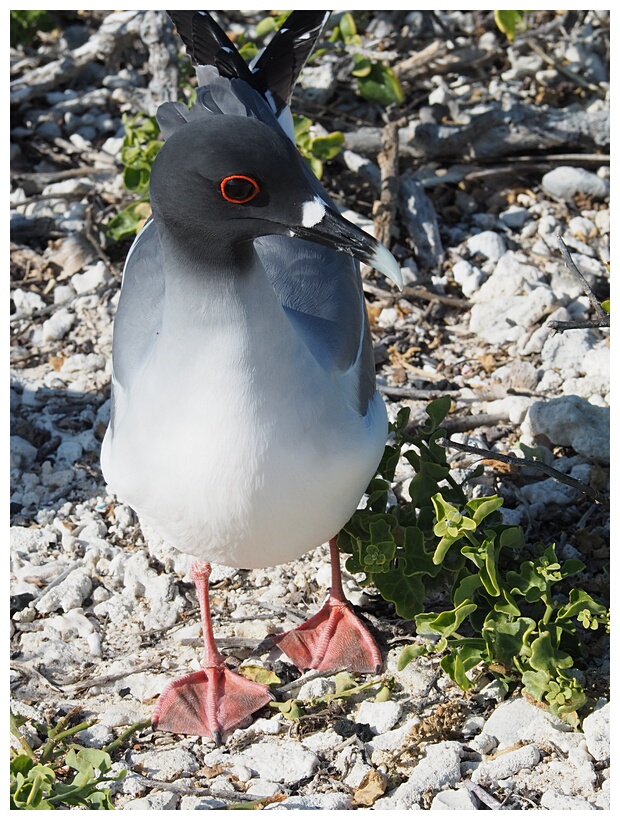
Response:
[163,11,330,140]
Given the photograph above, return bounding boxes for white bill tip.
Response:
[370,243,403,290]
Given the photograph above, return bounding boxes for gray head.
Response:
[149,114,401,286]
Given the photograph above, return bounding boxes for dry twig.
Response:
[440,437,609,509]
[372,120,401,249]
[547,235,609,332]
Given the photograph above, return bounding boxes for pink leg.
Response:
[272,539,382,674]
[152,562,271,743]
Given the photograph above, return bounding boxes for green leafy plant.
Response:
[330,12,404,106]
[338,398,609,725]
[106,114,163,241]
[10,710,147,810]
[293,115,344,178]
[10,10,55,47]
[270,672,392,721]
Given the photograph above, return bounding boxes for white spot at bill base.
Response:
[301,197,327,229]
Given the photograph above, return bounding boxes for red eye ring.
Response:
[220,175,260,204]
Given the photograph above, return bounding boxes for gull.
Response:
[101,10,402,742]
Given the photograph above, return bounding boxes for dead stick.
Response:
[463,780,504,810]
[547,318,609,331]
[440,437,609,509]
[373,120,400,249]
[380,385,461,400]
[556,234,608,321]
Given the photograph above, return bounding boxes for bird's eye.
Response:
[220,175,260,204]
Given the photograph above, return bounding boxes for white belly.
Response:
[102,291,386,569]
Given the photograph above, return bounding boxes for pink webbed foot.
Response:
[152,560,271,743]
[272,538,382,674]
[273,595,382,673]
[152,665,271,743]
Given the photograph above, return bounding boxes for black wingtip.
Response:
[167,10,331,115]
[167,10,253,84]
[253,11,332,112]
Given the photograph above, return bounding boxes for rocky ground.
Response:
[10,9,610,810]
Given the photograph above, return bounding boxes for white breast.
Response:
[102,262,386,569]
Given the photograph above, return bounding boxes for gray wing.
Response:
[255,235,376,416]
[111,218,164,392]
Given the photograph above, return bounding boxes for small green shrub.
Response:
[10,10,55,47]
[293,115,344,179]
[10,711,147,809]
[106,114,163,241]
[338,398,609,725]
[330,12,404,106]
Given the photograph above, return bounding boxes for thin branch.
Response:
[547,318,609,332]
[526,37,607,99]
[379,384,461,400]
[10,661,63,692]
[440,437,609,509]
[559,234,608,318]
[548,235,609,332]
[463,779,505,810]
[60,661,153,693]
[404,285,470,309]
[372,120,400,249]
[440,413,508,434]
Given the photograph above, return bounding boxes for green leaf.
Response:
[334,671,357,694]
[310,132,345,160]
[494,10,528,41]
[10,754,34,777]
[422,396,452,433]
[351,54,372,78]
[271,699,305,720]
[474,537,501,597]
[339,12,358,40]
[506,559,548,602]
[255,16,278,37]
[238,665,281,686]
[400,525,440,577]
[374,569,426,619]
[440,643,485,690]
[357,63,404,106]
[492,587,522,617]
[423,600,477,638]
[238,41,259,62]
[601,299,610,313]
[123,164,150,193]
[433,532,461,565]
[499,526,525,549]
[452,572,483,606]
[293,114,313,139]
[528,631,573,675]
[482,613,537,667]
[561,558,587,577]
[408,461,450,509]
[521,668,551,702]
[397,643,428,670]
[466,495,503,525]
[106,200,152,242]
[374,683,392,702]
[391,405,411,433]
[556,588,608,622]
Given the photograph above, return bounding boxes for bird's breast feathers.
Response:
[102,296,386,567]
